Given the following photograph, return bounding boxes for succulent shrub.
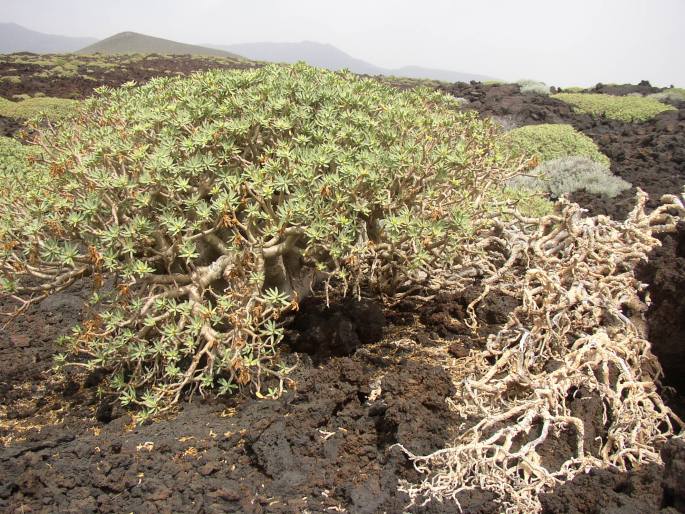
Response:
[508,155,631,199]
[501,187,554,217]
[517,79,550,96]
[551,92,676,122]
[505,123,610,167]
[0,64,521,417]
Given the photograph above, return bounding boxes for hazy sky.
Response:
[2,0,684,86]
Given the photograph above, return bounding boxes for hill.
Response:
[214,41,383,74]
[389,65,493,84]
[78,32,242,59]
[0,23,97,54]
[211,40,494,82]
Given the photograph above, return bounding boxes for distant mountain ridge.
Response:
[0,22,97,54]
[214,41,384,74]
[0,24,494,83]
[78,32,241,59]
[210,41,494,83]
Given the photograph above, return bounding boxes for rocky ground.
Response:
[0,53,259,100]
[1,62,684,513]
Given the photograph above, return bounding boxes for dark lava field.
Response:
[1,55,684,513]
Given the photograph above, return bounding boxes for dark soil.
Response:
[0,54,260,100]
[2,67,685,512]
[569,109,685,218]
[540,438,685,514]
[636,222,685,420]
[0,283,482,513]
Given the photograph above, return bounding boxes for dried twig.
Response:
[396,190,685,513]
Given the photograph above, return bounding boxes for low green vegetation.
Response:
[508,156,631,199]
[505,123,610,167]
[0,96,80,120]
[0,75,22,84]
[504,126,623,204]
[0,63,523,418]
[502,187,555,217]
[551,92,676,122]
[561,86,586,93]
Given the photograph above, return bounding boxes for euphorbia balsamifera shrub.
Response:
[0,63,522,417]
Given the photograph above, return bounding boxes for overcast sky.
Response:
[2,0,684,86]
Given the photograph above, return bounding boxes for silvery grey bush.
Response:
[517,79,550,96]
[648,89,685,105]
[508,155,631,199]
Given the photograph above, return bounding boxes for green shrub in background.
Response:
[0,96,80,120]
[0,64,523,418]
[501,187,555,217]
[517,79,550,95]
[561,86,586,93]
[508,155,631,199]
[505,123,610,167]
[551,92,676,122]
